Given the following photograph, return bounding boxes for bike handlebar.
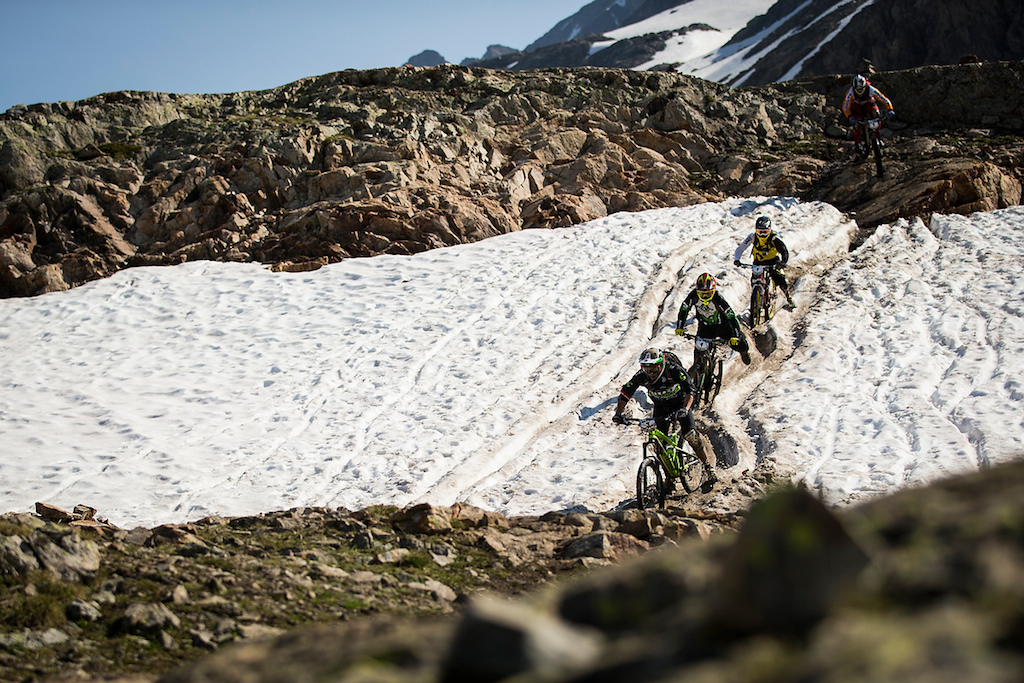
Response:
[676,331,729,348]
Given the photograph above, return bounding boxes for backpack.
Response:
[664,350,684,371]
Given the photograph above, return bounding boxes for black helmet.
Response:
[755,216,771,236]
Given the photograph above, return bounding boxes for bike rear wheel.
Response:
[678,446,705,493]
[636,454,665,509]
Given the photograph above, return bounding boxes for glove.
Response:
[887,110,896,120]
[733,259,741,267]
[849,117,859,125]
[612,413,626,425]
[674,326,686,336]
[728,337,740,347]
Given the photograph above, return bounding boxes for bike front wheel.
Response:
[708,358,723,407]
[690,353,707,409]
[871,135,884,177]
[636,454,666,509]
[750,285,764,328]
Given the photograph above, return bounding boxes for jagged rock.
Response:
[0,523,101,583]
[390,503,454,534]
[407,578,458,602]
[34,502,74,524]
[66,599,102,622]
[561,531,650,560]
[2,62,1023,298]
[440,596,604,682]
[7,461,1024,681]
[117,601,182,636]
[710,486,870,636]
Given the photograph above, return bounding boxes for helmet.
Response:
[755,215,771,237]
[639,348,665,380]
[853,74,868,96]
[639,347,664,367]
[695,273,716,303]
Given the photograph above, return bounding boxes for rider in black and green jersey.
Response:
[675,272,752,365]
[612,347,717,485]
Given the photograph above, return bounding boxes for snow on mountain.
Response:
[592,0,776,76]
[475,0,1023,86]
[526,0,651,51]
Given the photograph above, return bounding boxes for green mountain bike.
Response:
[633,416,706,509]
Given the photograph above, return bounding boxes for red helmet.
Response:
[695,273,716,303]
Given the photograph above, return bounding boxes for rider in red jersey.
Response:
[842,74,895,145]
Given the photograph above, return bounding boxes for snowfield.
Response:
[1,198,1021,528]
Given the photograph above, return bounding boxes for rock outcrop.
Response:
[0,495,744,682]
[1,61,1022,298]
[5,460,1024,682]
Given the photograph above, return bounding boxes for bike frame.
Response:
[677,332,727,407]
[639,418,695,479]
[633,415,705,506]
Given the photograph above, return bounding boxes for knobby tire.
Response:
[711,358,723,404]
[750,285,764,328]
[636,453,665,509]
[678,441,705,493]
[691,353,707,410]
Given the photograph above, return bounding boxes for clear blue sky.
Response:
[0,0,587,112]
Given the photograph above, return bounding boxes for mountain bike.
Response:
[632,415,705,509]
[854,117,885,178]
[677,333,726,409]
[738,262,779,329]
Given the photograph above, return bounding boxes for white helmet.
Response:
[639,348,665,381]
[853,74,868,96]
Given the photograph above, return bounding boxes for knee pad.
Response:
[683,430,701,448]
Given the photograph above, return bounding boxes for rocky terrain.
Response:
[3,59,1024,681]
[1,483,747,682]
[5,458,1024,682]
[2,60,1023,298]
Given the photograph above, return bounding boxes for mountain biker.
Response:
[675,272,751,365]
[842,74,895,146]
[612,347,717,485]
[733,215,796,309]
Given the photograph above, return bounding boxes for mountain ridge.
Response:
[426,0,1023,86]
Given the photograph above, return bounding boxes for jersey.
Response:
[677,290,742,335]
[619,356,695,407]
[735,231,790,266]
[842,84,894,120]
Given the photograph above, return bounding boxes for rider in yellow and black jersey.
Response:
[734,215,795,309]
